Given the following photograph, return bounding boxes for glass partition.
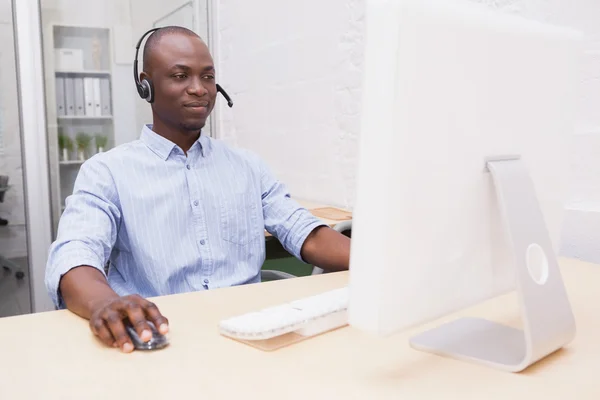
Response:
[0,0,31,316]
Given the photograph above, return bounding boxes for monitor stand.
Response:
[409,157,576,372]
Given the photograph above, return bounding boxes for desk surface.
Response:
[1,258,599,399]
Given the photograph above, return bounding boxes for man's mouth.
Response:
[184,102,209,108]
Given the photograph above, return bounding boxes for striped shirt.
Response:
[45,125,325,308]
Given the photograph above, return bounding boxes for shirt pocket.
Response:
[220,193,262,245]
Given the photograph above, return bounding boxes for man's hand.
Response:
[88,294,169,353]
[59,266,170,353]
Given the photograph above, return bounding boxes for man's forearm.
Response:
[301,226,351,271]
[59,266,119,320]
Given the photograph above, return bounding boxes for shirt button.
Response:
[200,239,206,245]
[186,165,191,170]
[193,200,199,206]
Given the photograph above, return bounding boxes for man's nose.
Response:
[187,77,208,96]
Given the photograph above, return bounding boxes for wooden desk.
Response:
[1,258,599,399]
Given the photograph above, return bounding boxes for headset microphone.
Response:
[216,84,233,108]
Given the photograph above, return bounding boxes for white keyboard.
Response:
[219,287,349,340]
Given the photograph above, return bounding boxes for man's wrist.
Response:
[87,293,120,317]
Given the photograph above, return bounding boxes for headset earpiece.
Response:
[139,78,154,103]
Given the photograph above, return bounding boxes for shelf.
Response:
[49,24,115,226]
[55,69,111,76]
[58,115,113,120]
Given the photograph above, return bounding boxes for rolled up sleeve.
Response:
[45,156,121,308]
[257,158,327,262]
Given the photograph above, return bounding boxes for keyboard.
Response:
[219,287,349,341]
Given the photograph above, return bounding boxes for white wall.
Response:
[216,0,600,262]
[216,0,364,209]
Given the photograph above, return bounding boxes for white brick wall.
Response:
[216,0,364,209]
[216,0,600,261]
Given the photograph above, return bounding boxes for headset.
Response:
[133,27,234,107]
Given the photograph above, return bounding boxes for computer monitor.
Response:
[347,0,583,372]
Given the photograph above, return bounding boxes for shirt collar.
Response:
[140,124,210,160]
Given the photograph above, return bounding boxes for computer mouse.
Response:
[124,320,169,351]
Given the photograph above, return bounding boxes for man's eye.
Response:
[203,75,215,80]
[173,74,187,79]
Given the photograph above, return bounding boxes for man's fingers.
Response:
[87,295,169,353]
[103,310,134,353]
[90,318,115,347]
[143,301,169,335]
[124,302,152,342]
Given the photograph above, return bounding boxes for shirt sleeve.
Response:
[257,157,327,262]
[45,156,121,309]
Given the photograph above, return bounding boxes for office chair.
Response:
[260,269,297,281]
[0,258,25,280]
[261,219,353,281]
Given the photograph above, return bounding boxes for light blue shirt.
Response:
[45,125,326,308]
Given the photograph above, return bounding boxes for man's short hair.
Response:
[142,26,203,71]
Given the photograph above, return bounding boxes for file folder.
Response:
[83,77,94,117]
[93,78,102,116]
[100,77,111,116]
[74,77,85,116]
[55,77,65,117]
[64,77,75,116]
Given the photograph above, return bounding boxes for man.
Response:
[45,26,351,353]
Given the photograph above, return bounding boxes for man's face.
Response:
[145,34,217,133]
